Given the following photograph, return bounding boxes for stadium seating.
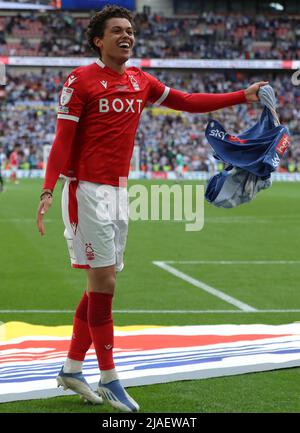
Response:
[1,68,299,173]
[0,9,299,173]
[0,11,299,59]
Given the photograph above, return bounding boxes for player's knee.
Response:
[87,265,117,294]
[102,274,116,294]
[89,274,116,295]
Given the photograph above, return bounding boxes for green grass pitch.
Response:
[0,178,300,413]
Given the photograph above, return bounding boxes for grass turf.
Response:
[0,179,300,413]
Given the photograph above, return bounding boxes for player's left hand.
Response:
[244,81,269,103]
[37,192,52,236]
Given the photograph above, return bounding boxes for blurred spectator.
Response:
[1,68,299,173]
[0,11,300,59]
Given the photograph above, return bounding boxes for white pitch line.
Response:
[153,261,257,312]
[1,309,300,314]
[0,218,58,223]
[164,260,300,265]
[0,310,74,313]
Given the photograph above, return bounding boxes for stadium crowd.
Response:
[1,69,299,174]
[0,10,299,59]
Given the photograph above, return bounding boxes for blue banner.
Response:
[61,0,135,10]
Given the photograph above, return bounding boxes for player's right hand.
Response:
[244,81,269,103]
[37,192,53,236]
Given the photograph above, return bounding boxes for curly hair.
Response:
[86,5,134,55]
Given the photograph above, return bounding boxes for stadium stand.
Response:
[0,11,299,59]
[1,68,299,173]
[0,6,299,174]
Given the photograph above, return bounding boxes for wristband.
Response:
[40,190,53,200]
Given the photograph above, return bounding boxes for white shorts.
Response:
[62,179,129,272]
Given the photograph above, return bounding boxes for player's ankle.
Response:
[63,357,83,373]
[100,368,119,384]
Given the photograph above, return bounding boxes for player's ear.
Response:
[93,36,103,50]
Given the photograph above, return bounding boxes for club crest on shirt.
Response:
[129,75,140,91]
[60,87,74,106]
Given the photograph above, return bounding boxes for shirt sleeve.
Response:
[144,71,246,112]
[57,69,87,122]
[144,71,171,105]
[43,70,88,191]
[43,119,78,191]
[161,87,246,113]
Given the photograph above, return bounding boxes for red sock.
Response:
[88,292,115,371]
[68,291,92,361]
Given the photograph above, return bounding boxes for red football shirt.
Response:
[57,59,169,185]
[44,59,246,190]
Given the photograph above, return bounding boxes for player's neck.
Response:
[100,56,126,75]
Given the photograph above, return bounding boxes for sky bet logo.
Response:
[228,135,247,144]
[99,98,143,113]
[272,133,290,168]
[208,128,226,140]
[276,133,290,156]
[271,153,280,168]
[208,128,247,144]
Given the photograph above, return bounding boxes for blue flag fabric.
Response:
[205,86,290,208]
[205,107,290,178]
[205,167,272,208]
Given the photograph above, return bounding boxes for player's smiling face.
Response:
[96,17,135,65]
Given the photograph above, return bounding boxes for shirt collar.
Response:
[95,58,127,77]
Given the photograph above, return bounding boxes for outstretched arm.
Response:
[161,81,268,113]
